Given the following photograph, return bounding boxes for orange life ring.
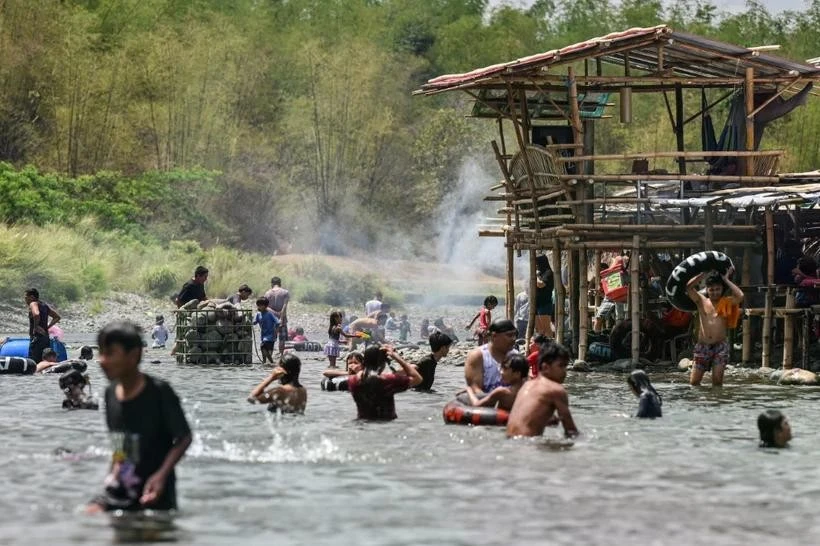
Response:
[442,399,509,426]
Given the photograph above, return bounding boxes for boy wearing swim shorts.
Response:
[686,269,743,387]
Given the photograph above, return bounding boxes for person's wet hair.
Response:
[628,370,660,398]
[537,340,570,370]
[256,297,269,307]
[758,409,787,447]
[705,272,726,288]
[429,331,452,352]
[279,353,302,388]
[97,321,144,360]
[42,348,57,361]
[505,354,529,377]
[59,369,88,392]
[483,295,498,308]
[79,346,93,360]
[532,333,548,345]
[489,318,517,334]
[25,288,39,300]
[194,266,209,278]
[355,345,389,408]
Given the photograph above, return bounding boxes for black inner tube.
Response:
[665,251,734,312]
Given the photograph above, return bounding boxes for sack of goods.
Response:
[175,300,254,365]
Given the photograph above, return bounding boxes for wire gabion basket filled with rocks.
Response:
[174,299,253,365]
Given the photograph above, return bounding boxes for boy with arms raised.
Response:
[506,341,578,438]
[687,269,743,387]
[87,321,192,513]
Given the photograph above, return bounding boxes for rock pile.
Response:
[174,299,254,365]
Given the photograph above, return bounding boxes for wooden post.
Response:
[527,250,537,343]
[578,247,588,362]
[553,245,565,344]
[802,309,810,369]
[674,84,690,225]
[744,68,755,177]
[568,249,578,354]
[506,245,515,320]
[704,205,714,250]
[762,208,775,367]
[593,250,602,308]
[630,236,641,365]
[741,247,752,364]
[783,288,794,369]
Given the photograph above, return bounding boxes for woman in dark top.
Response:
[347,344,422,420]
[628,369,662,418]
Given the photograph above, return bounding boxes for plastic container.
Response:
[0,337,68,361]
[600,264,629,302]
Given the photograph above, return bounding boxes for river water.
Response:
[1,336,819,545]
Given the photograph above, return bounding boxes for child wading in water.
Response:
[466,295,498,345]
[87,321,192,513]
[627,369,661,418]
[758,410,792,448]
[325,310,354,368]
[687,269,744,386]
[506,341,578,438]
[254,297,280,365]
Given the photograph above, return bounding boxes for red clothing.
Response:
[527,349,539,378]
[478,307,491,332]
[347,373,411,420]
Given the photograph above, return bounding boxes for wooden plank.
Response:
[555,150,783,162]
[744,68,755,177]
[556,173,780,183]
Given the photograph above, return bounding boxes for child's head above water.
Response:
[79,346,93,360]
[429,331,452,356]
[41,348,57,363]
[59,369,89,400]
[537,341,571,383]
[97,321,144,380]
[627,369,658,397]
[345,351,364,373]
[758,409,792,448]
[501,354,529,385]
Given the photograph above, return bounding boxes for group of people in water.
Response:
[14,252,797,518]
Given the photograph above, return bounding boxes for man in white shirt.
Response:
[365,291,383,317]
[513,286,529,339]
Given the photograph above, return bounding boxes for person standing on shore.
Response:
[227,284,253,308]
[25,288,61,363]
[175,266,208,308]
[264,276,290,356]
[513,286,529,339]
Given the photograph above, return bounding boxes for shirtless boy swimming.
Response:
[506,341,578,438]
[687,269,743,387]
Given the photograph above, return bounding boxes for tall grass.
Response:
[0,220,400,307]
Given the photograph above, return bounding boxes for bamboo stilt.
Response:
[568,249,578,354]
[506,245,515,320]
[741,247,752,364]
[527,250,537,343]
[593,250,602,308]
[762,208,775,367]
[631,236,641,365]
[553,245,565,344]
[744,68,756,177]
[783,288,795,370]
[578,248,588,362]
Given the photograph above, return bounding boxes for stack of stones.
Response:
[174,299,253,365]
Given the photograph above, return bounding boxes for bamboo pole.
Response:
[560,224,756,233]
[741,247,752,364]
[762,208,775,367]
[704,205,714,250]
[555,150,783,162]
[505,84,542,236]
[506,245,515,320]
[568,249,577,352]
[801,309,810,369]
[527,251,537,345]
[631,236,641,365]
[593,251,602,308]
[783,288,795,370]
[578,247,588,362]
[565,240,760,249]
[555,173,779,183]
[553,245,565,344]
[744,68,756,177]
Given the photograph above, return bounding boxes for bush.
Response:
[141,266,180,297]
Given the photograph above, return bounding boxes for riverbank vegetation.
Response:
[1,0,819,304]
